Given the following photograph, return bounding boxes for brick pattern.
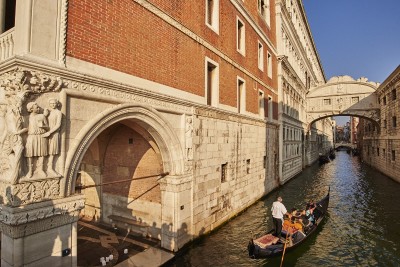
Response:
[66,0,278,118]
[102,125,163,203]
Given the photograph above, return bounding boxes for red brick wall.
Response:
[67,0,277,118]
[102,125,163,203]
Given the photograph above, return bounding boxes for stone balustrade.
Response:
[0,28,14,62]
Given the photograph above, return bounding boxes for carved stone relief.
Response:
[0,69,66,205]
[185,116,193,161]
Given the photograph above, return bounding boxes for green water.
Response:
[167,151,400,267]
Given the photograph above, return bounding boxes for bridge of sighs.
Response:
[306,76,381,130]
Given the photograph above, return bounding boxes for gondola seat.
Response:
[253,234,279,248]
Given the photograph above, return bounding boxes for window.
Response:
[258,90,265,117]
[2,0,16,33]
[237,17,245,55]
[205,58,219,107]
[392,150,396,161]
[268,96,273,120]
[323,99,331,105]
[383,96,387,105]
[246,159,251,174]
[221,162,227,182]
[237,77,246,113]
[352,97,359,103]
[205,0,219,33]
[384,119,387,128]
[377,147,380,156]
[267,52,272,78]
[383,148,386,158]
[258,0,271,26]
[393,116,397,128]
[392,89,397,100]
[263,156,267,169]
[258,41,264,70]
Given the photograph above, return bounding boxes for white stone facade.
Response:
[275,0,333,184]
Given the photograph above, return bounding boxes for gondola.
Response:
[247,188,330,258]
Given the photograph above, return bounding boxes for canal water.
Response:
[167,151,400,266]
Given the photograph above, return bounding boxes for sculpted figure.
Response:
[25,102,48,178]
[0,100,28,184]
[42,98,62,176]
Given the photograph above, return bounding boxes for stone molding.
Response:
[63,103,185,196]
[58,0,68,65]
[64,79,193,115]
[0,194,84,238]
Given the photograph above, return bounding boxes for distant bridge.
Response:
[306,76,380,130]
[335,142,356,149]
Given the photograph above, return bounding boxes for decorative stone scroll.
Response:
[0,177,61,207]
[0,69,66,187]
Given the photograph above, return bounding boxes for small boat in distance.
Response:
[318,154,330,164]
[247,188,330,258]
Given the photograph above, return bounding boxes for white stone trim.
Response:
[66,56,205,105]
[205,0,220,34]
[204,56,220,108]
[236,16,246,56]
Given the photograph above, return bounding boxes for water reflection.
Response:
[167,151,400,266]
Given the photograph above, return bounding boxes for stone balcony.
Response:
[0,28,14,62]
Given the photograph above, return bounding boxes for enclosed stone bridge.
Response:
[335,142,356,150]
[306,76,380,130]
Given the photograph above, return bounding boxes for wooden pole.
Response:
[280,229,291,267]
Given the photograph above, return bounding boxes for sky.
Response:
[303,0,400,125]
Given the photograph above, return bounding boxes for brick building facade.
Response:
[0,0,290,265]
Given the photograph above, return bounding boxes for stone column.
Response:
[0,195,85,267]
[159,174,193,252]
[0,0,6,33]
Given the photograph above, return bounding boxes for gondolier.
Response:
[248,188,330,258]
[271,196,290,240]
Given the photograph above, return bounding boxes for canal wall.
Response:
[190,108,280,237]
[359,66,400,184]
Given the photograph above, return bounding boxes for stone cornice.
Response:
[377,65,400,93]
[0,195,85,238]
[277,1,325,82]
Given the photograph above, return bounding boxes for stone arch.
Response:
[63,103,184,196]
[306,76,381,131]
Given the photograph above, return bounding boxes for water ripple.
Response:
[168,151,400,267]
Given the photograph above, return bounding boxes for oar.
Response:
[280,229,291,267]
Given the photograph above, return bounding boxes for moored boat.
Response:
[247,188,330,258]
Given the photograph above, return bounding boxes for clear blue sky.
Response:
[303,0,400,125]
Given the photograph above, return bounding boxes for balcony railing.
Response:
[0,28,14,62]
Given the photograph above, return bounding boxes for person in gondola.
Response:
[308,200,316,209]
[271,196,291,240]
[305,204,316,224]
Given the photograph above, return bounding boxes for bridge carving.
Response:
[306,76,380,130]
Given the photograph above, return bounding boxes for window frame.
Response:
[205,57,220,107]
[205,0,220,34]
[236,16,246,56]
